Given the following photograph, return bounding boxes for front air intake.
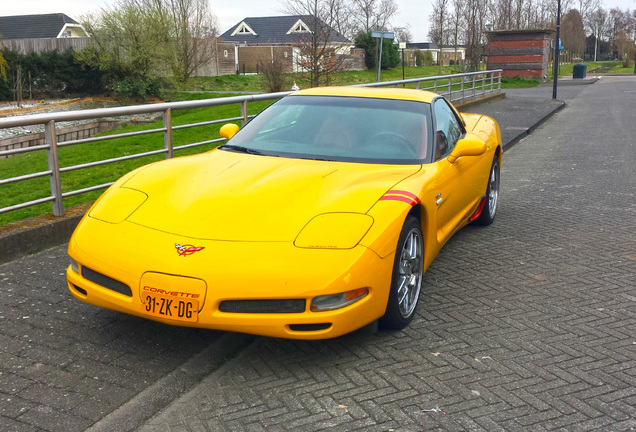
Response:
[82,267,133,297]
[219,299,306,313]
[288,323,332,331]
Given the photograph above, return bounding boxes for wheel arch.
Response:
[409,203,438,272]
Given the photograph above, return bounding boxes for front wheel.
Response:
[474,157,500,226]
[379,216,424,330]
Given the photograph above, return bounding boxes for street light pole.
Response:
[552,0,561,100]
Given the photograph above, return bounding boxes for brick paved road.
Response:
[1,78,635,432]
[0,247,224,431]
[140,77,636,431]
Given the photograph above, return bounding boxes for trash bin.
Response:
[573,63,587,79]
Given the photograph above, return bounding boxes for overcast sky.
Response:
[3,0,636,42]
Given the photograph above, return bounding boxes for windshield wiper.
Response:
[220,144,265,155]
[298,156,338,162]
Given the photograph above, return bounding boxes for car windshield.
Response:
[221,95,431,164]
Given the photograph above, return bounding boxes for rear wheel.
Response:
[474,157,500,226]
[379,216,424,330]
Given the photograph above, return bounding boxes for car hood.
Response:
[123,150,420,241]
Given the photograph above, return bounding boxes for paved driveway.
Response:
[140,77,636,431]
[1,77,635,431]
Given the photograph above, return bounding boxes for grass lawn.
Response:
[184,65,463,92]
[609,64,634,73]
[548,61,623,78]
[0,92,274,225]
[1,64,536,226]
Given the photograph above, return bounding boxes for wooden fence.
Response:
[0,37,91,54]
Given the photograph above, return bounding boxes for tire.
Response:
[474,157,500,226]
[379,216,424,330]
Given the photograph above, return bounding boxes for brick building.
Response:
[486,29,554,79]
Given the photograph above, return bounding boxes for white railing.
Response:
[0,70,502,218]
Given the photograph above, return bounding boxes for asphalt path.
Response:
[1,77,635,431]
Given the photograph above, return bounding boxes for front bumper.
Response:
[67,217,394,339]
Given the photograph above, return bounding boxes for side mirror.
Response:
[447,138,486,163]
[219,123,240,140]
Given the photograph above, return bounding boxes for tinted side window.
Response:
[433,99,464,161]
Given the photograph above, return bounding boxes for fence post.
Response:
[163,108,174,159]
[45,120,64,217]
[498,71,502,91]
[472,75,476,99]
[490,72,494,93]
[448,77,452,101]
[461,75,465,101]
[240,101,248,126]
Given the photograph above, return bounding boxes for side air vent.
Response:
[82,267,132,297]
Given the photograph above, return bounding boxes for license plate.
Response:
[142,291,199,322]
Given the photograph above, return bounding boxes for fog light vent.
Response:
[219,299,306,313]
[289,323,332,331]
[82,267,132,297]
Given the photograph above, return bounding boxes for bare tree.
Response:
[349,0,398,34]
[280,0,348,86]
[258,50,289,92]
[576,0,601,26]
[82,0,219,85]
[429,0,450,72]
[589,8,607,61]
[463,0,487,71]
[562,8,586,58]
[607,7,635,65]
[81,0,168,80]
[450,0,463,71]
[163,0,219,84]
[393,24,413,43]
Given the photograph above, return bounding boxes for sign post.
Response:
[372,31,395,82]
[399,42,406,84]
[552,0,561,100]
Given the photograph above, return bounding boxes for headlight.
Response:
[89,188,148,224]
[311,288,369,311]
[70,259,79,273]
[294,213,373,249]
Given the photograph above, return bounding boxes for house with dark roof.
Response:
[220,15,350,47]
[404,42,466,66]
[0,13,89,54]
[219,15,362,74]
[0,13,88,40]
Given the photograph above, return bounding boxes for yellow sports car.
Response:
[66,87,501,340]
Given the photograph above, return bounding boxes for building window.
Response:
[224,50,228,58]
[231,22,257,36]
[287,19,311,34]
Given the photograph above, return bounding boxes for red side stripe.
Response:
[386,190,421,204]
[379,196,418,206]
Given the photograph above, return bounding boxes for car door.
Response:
[432,98,482,243]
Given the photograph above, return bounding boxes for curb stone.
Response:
[86,332,255,432]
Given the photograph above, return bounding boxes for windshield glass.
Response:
[221,95,431,164]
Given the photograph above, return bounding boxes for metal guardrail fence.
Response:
[0,70,502,218]
[361,69,503,104]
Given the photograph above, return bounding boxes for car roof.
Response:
[291,86,437,103]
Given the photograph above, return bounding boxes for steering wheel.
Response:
[368,132,416,156]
